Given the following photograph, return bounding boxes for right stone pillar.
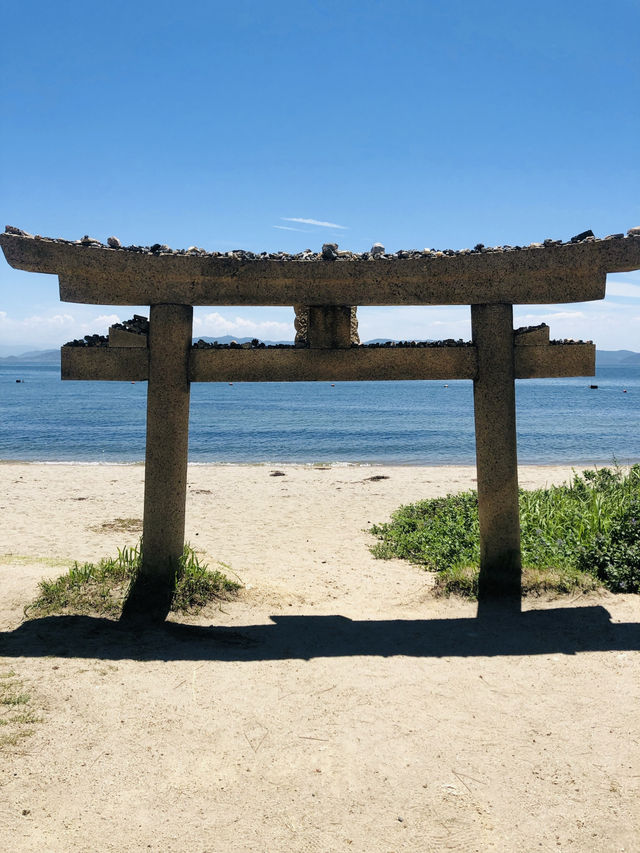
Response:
[471,303,522,603]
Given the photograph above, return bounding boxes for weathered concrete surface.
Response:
[124,304,192,619]
[191,345,477,381]
[61,341,594,383]
[514,324,550,345]
[515,342,595,378]
[472,304,522,602]
[307,305,353,348]
[3,232,640,305]
[294,305,359,347]
[61,345,150,381]
[108,325,148,347]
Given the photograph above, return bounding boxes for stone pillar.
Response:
[122,303,193,620]
[471,303,522,604]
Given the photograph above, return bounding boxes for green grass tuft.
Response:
[171,551,241,612]
[370,464,640,598]
[27,544,241,618]
[0,671,41,750]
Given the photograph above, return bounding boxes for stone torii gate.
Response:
[2,227,639,617]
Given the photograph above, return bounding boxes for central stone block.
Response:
[294,305,359,348]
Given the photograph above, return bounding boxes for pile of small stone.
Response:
[65,334,109,347]
[192,339,294,349]
[362,339,474,348]
[514,323,548,335]
[110,314,149,335]
[5,225,640,261]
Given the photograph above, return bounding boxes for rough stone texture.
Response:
[472,304,522,602]
[61,341,594,383]
[62,346,149,381]
[514,323,550,346]
[350,306,360,345]
[515,343,595,378]
[108,326,148,347]
[132,304,193,617]
[3,231,640,305]
[293,304,308,346]
[294,305,359,346]
[191,346,478,382]
[307,305,352,349]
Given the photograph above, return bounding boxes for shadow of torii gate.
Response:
[2,229,639,619]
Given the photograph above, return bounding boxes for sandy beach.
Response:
[1,461,639,852]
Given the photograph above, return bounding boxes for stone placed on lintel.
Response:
[514,324,550,346]
[4,230,639,306]
[61,339,595,383]
[108,315,149,348]
[109,327,148,347]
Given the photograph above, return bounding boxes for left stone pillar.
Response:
[122,303,193,621]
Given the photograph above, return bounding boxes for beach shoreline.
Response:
[1,461,638,851]
[4,456,635,467]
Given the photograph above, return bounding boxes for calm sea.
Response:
[1,361,639,466]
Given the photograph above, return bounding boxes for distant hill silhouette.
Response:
[596,349,640,366]
[0,349,61,363]
[193,335,293,346]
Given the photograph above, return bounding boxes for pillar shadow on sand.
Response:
[1,605,638,662]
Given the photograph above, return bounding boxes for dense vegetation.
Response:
[370,465,640,597]
[27,544,241,618]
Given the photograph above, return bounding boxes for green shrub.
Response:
[27,544,241,618]
[576,497,640,592]
[370,465,640,597]
[370,492,480,570]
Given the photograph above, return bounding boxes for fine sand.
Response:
[0,462,638,852]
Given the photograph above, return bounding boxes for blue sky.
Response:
[1,0,639,353]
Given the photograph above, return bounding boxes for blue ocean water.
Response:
[1,361,639,465]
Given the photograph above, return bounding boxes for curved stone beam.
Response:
[3,232,639,305]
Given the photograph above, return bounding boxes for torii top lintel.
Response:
[2,231,640,307]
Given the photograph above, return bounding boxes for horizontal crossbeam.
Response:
[3,232,640,305]
[61,342,595,383]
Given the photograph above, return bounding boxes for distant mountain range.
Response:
[0,348,62,363]
[1,342,639,366]
[594,349,640,365]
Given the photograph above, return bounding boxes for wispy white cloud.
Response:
[282,217,348,230]
[357,306,471,342]
[0,310,122,346]
[513,310,588,323]
[273,225,312,233]
[605,281,640,299]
